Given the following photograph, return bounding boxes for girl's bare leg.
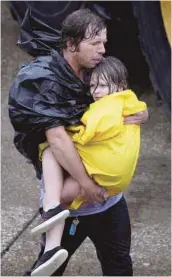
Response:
[44,176,80,252]
[41,147,63,251]
[42,147,63,211]
[41,147,80,252]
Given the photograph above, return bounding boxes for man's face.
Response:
[74,28,107,69]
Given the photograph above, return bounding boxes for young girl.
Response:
[31,56,147,276]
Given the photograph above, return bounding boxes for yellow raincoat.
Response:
[39,90,147,209]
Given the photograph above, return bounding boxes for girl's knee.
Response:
[61,177,80,204]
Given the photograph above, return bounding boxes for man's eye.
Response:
[92,42,98,46]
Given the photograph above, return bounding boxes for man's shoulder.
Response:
[16,54,57,84]
[21,55,52,70]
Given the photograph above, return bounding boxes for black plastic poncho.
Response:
[8,7,92,178]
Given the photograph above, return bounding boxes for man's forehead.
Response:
[85,27,107,41]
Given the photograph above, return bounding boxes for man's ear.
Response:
[66,40,76,52]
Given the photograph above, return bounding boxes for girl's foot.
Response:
[31,205,70,236]
[31,246,68,276]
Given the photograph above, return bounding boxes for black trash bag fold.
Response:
[17,5,61,57]
[9,49,92,178]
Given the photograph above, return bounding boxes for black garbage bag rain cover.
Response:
[8,7,93,176]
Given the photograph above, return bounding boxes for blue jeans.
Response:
[25,196,133,276]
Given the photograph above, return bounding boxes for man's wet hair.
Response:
[60,9,106,51]
[92,56,128,93]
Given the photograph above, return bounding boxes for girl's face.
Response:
[90,73,117,101]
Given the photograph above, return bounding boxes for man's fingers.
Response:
[135,112,144,115]
[124,116,140,121]
[124,117,143,124]
[96,189,107,203]
[124,121,140,125]
[80,187,106,204]
[103,191,109,200]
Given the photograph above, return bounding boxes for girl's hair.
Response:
[91,56,128,93]
[60,9,106,51]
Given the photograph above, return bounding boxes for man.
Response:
[9,9,148,276]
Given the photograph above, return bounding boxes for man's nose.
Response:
[98,43,105,54]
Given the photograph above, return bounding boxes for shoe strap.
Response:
[42,204,64,220]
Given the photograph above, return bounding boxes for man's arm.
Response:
[124,109,149,124]
[46,126,106,203]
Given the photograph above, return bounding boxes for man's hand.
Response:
[124,109,149,125]
[80,178,108,204]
